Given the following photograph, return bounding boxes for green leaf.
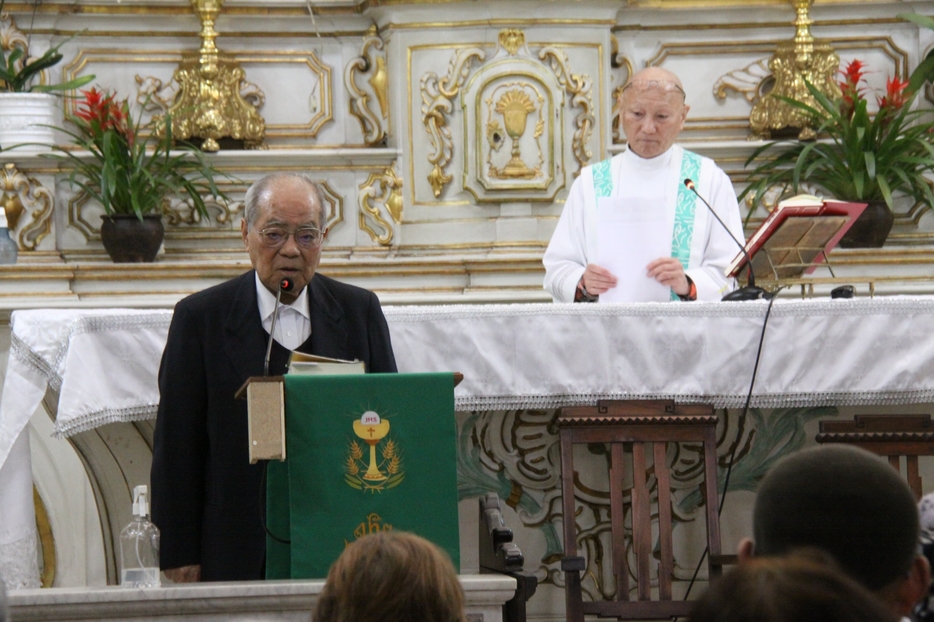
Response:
[31,73,95,93]
[908,54,934,94]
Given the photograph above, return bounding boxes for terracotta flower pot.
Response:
[100,214,164,262]
[838,200,894,249]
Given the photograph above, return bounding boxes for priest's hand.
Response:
[164,564,201,583]
[581,264,618,295]
[646,257,689,296]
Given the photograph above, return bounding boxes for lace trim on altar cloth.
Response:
[53,405,159,439]
[10,312,173,394]
[10,332,62,392]
[385,296,934,322]
[455,389,934,411]
[0,532,40,590]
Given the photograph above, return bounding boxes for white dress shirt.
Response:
[254,273,311,351]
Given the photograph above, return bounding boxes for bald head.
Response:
[622,67,686,103]
[619,67,689,159]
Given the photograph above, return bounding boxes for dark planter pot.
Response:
[838,200,894,248]
[100,214,164,263]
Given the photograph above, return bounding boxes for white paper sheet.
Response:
[596,197,671,303]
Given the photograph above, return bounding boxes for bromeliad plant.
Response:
[739,60,934,217]
[55,88,224,219]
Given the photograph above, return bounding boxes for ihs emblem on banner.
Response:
[345,410,405,492]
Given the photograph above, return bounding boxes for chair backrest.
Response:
[816,414,934,500]
[557,400,721,621]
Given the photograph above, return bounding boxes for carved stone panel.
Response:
[462,65,563,202]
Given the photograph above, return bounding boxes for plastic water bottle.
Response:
[0,207,17,264]
[119,485,161,588]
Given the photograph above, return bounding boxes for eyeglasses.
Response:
[255,226,325,249]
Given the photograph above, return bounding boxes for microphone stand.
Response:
[263,278,295,377]
[683,179,770,302]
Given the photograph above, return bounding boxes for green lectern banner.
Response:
[266,373,459,579]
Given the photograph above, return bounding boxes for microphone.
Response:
[683,179,769,302]
[263,277,296,376]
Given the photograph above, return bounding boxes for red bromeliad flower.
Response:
[74,88,131,140]
[838,59,866,119]
[877,76,910,111]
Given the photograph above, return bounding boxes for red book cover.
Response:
[727,196,868,278]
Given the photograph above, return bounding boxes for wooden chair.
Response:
[556,400,726,621]
[816,414,934,500]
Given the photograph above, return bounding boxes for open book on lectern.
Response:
[726,195,867,280]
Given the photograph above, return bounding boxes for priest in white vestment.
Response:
[543,67,744,303]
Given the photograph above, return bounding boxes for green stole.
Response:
[592,149,701,300]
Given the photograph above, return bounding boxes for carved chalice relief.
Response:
[495,89,537,179]
[353,411,391,481]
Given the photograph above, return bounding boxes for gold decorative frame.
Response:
[62,50,333,141]
[418,31,595,200]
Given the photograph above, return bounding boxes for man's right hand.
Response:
[164,565,201,583]
[580,264,618,295]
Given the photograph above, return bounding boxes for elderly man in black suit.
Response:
[151,173,397,583]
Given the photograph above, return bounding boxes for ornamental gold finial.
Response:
[749,0,840,140]
[165,0,265,151]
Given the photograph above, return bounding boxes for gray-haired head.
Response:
[243,173,326,229]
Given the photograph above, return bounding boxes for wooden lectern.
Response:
[236,376,286,463]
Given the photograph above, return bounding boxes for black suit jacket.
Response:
[150,270,396,581]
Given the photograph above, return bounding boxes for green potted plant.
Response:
[739,60,934,247]
[0,8,94,149]
[53,88,227,262]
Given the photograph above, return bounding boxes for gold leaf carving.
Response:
[0,164,53,251]
[749,0,840,140]
[498,29,525,56]
[714,58,772,103]
[359,163,403,247]
[345,25,389,147]
[539,47,595,174]
[163,0,266,151]
[420,47,486,198]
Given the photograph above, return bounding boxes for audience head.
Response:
[0,579,7,622]
[241,172,328,304]
[688,549,897,622]
[314,531,465,622]
[619,66,689,159]
[739,445,929,616]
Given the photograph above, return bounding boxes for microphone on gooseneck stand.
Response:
[263,278,295,376]
[683,179,769,302]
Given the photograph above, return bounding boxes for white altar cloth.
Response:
[2,297,934,588]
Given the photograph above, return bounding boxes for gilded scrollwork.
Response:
[0,11,28,65]
[499,29,526,57]
[714,58,772,104]
[0,163,53,251]
[610,38,632,145]
[345,25,389,147]
[539,47,594,173]
[420,47,486,198]
[359,163,403,246]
